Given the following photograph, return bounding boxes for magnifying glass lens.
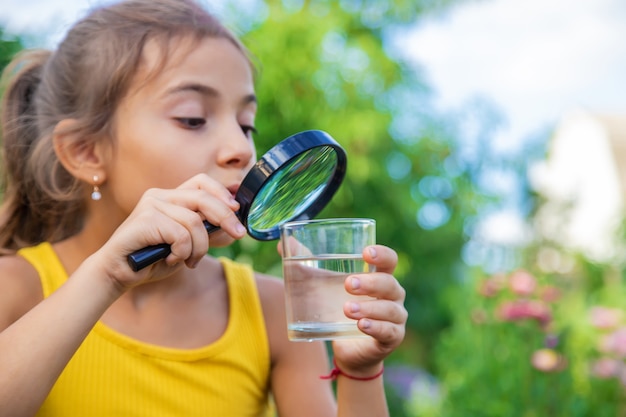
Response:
[247,146,337,233]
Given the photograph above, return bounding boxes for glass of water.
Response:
[279,218,375,341]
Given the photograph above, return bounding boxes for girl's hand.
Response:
[331,245,407,377]
[92,173,247,291]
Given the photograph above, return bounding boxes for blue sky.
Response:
[405,0,626,154]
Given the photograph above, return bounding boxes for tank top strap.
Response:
[219,256,270,359]
[18,242,68,297]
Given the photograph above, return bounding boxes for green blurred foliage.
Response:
[0,29,23,71]
[431,177,626,416]
[433,250,626,417]
[0,29,24,91]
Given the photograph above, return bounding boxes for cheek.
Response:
[107,143,178,211]
[133,156,202,192]
[115,129,200,186]
[248,148,258,168]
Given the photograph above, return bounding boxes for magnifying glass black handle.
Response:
[127,221,219,272]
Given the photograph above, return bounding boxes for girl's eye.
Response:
[175,117,206,129]
[241,125,257,138]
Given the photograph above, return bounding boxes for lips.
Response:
[226,184,240,200]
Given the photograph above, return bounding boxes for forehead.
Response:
[130,35,254,97]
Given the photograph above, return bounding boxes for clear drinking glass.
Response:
[280,218,375,341]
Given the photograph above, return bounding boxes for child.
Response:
[0,0,408,416]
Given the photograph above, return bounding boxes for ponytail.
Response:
[0,50,77,253]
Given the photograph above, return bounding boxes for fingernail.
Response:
[350,302,360,313]
[351,277,361,290]
[236,224,246,235]
[368,247,377,258]
[360,319,372,329]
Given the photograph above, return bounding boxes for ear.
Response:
[52,119,107,183]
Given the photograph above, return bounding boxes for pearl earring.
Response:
[91,175,102,201]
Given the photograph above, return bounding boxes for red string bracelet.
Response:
[320,358,384,381]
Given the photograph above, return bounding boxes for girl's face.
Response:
[107,36,257,217]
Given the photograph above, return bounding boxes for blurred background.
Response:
[2,0,626,415]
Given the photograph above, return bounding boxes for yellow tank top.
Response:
[19,242,272,417]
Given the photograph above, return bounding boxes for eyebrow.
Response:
[164,82,257,106]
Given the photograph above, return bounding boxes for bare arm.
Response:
[332,244,407,417]
[0,254,123,417]
[262,244,407,417]
[258,275,336,416]
[0,174,249,416]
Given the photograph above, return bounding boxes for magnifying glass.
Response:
[127,130,347,271]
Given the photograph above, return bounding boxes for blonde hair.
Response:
[0,0,250,253]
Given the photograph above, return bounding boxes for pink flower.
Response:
[539,285,561,303]
[590,357,622,379]
[600,327,626,357]
[478,280,497,298]
[590,306,623,330]
[497,300,552,326]
[531,349,565,372]
[509,270,537,296]
[618,367,626,387]
[478,274,506,297]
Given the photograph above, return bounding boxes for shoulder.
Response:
[255,272,285,303]
[255,272,285,338]
[255,272,288,330]
[0,254,43,330]
[253,271,325,359]
[254,272,288,361]
[218,258,284,330]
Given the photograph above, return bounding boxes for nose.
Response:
[216,122,255,169]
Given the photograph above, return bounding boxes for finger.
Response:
[362,245,398,275]
[355,317,406,347]
[277,236,313,258]
[153,203,209,268]
[143,187,246,239]
[344,298,408,326]
[124,205,195,266]
[129,200,207,267]
[178,173,240,211]
[196,198,246,239]
[345,272,406,303]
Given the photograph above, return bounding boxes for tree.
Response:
[0,29,25,82]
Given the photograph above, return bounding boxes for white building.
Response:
[530,110,626,262]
